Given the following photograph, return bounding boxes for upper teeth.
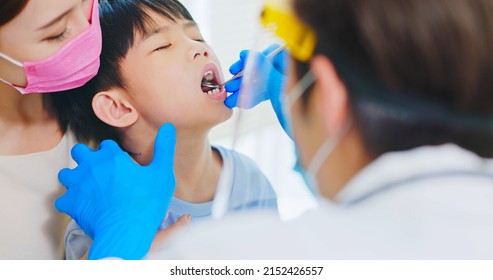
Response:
[203,70,214,81]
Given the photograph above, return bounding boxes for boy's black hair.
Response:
[52,0,194,144]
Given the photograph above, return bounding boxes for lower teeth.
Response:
[206,88,220,95]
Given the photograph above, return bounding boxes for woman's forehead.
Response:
[15,0,81,30]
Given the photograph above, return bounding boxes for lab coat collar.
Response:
[334,144,493,205]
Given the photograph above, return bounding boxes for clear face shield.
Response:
[211,0,319,221]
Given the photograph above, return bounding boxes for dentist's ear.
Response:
[92,90,139,128]
[310,55,349,133]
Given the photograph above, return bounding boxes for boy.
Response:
[56,0,277,259]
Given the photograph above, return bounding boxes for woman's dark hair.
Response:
[0,0,28,26]
[293,0,493,158]
[52,0,194,144]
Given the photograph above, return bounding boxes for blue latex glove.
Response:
[224,45,288,129]
[55,123,177,260]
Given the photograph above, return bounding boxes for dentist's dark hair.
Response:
[293,0,493,158]
[52,0,194,144]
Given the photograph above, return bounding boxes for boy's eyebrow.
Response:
[184,21,198,29]
[141,21,198,41]
[142,25,170,41]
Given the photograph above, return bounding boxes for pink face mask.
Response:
[0,0,102,94]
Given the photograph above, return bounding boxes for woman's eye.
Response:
[153,44,172,52]
[194,38,206,43]
[45,28,70,42]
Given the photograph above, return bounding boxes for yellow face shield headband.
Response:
[261,0,317,62]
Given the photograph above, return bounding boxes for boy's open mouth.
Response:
[201,70,223,95]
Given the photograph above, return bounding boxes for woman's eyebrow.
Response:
[36,9,71,31]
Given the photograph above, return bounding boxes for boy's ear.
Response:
[92,89,139,128]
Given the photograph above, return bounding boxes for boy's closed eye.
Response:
[152,37,206,52]
[153,44,172,52]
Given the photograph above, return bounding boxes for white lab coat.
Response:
[148,144,493,259]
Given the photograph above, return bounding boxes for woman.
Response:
[0,0,101,259]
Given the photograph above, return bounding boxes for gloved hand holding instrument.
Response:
[220,44,287,110]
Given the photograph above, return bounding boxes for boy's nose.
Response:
[190,43,209,60]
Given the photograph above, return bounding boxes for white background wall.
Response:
[180,0,317,219]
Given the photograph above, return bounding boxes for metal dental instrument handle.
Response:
[221,44,286,87]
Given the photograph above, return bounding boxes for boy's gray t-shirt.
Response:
[64,146,278,259]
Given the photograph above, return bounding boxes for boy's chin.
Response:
[219,108,234,121]
[209,108,234,128]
